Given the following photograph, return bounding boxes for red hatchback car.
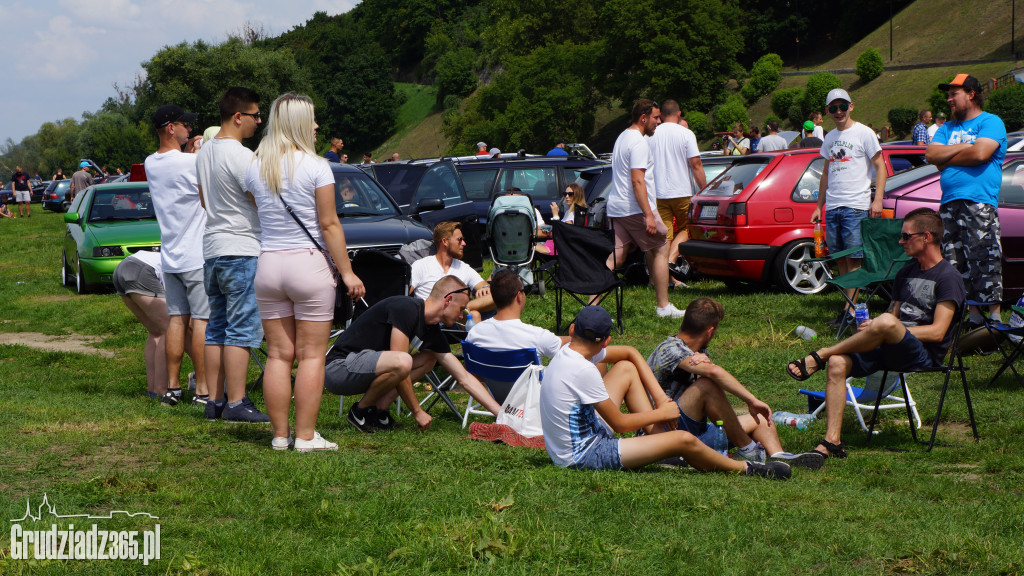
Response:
[680,146,927,294]
[882,155,1024,294]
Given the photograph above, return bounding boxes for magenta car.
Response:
[882,154,1024,294]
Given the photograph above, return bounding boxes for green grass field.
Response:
[1,210,1023,574]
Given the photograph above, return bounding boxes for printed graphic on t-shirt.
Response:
[568,403,603,460]
[946,128,979,145]
[899,277,937,327]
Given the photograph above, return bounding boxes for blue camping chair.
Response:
[459,340,541,428]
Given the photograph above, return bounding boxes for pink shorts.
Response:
[611,214,667,253]
[255,248,337,322]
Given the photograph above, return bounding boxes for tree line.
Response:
[1,0,910,175]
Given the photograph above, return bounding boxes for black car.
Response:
[330,163,439,260]
[1,180,48,204]
[357,159,483,269]
[451,155,608,225]
[42,180,73,212]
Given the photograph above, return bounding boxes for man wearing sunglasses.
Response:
[812,88,887,329]
[926,73,1008,327]
[196,87,269,423]
[325,275,502,433]
[787,208,964,458]
[145,104,209,407]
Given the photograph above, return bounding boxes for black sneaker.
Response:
[744,461,791,480]
[160,389,182,406]
[371,408,398,430]
[204,401,225,421]
[222,397,270,423]
[192,394,209,407]
[347,404,376,433]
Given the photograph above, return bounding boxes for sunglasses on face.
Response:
[900,231,926,241]
[239,111,261,120]
[563,192,574,197]
[444,287,471,300]
[827,103,850,114]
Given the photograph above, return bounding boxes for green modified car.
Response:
[62,182,161,294]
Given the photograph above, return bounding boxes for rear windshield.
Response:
[699,161,769,197]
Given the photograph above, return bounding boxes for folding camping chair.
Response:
[459,341,542,428]
[820,217,912,338]
[966,299,1024,389]
[331,249,413,415]
[799,371,922,437]
[548,220,624,334]
[869,307,977,450]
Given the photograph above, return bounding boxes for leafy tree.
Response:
[77,112,154,172]
[712,94,750,133]
[435,48,478,99]
[136,38,312,143]
[741,53,783,105]
[887,106,918,137]
[598,0,745,113]
[353,0,474,71]
[33,119,82,176]
[481,0,600,65]
[771,87,803,123]
[685,110,710,140]
[986,83,1024,131]
[444,43,603,154]
[803,72,842,115]
[928,75,954,119]
[855,48,884,83]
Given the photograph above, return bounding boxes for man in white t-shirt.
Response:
[608,99,684,319]
[145,104,209,407]
[927,112,945,142]
[196,87,269,423]
[812,89,887,327]
[756,120,788,152]
[649,99,705,274]
[538,306,790,479]
[410,221,493,322]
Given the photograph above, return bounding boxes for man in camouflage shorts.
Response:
[925,74,1007,324]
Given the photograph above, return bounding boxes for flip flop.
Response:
[787,351,824,381]
[816,439,848,459]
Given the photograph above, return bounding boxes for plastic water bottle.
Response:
[772,411,816,431]
[711,420,728,456]
[813,221,825,258]
[795,325,817,340]
[855,303,869,326]
[464,315,476,331]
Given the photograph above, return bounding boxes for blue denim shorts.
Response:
[825,207,868,258]
[567,424,622,471]
[848,330,935,378]
[676,406,726,450]
[204,256,263,348]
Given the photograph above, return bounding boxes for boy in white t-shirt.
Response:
[145,104,209,407]
[812,89,887,327]
[539,306,790,479]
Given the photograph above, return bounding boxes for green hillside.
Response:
[389,0,1024,157]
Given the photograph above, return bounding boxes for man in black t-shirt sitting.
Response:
[786,208,966,458]
[325,275,502,432]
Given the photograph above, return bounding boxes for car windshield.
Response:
[884,163,939,192]
[88,187,155,222]
[334,172,401,217]
[700,160,769,197]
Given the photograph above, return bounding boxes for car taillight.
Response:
[724,202,746,226]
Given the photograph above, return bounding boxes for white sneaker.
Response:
[656,304,686,318]
[294,431,338,453]
[271,434,294,451]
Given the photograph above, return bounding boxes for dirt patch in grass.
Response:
[0,331,113,357]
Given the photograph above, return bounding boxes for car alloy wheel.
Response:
[774,239,829,295]
[76,261,89,294]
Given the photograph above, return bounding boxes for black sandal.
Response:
[787,351,824,381]
[817,439,848,458]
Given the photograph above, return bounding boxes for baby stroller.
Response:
[486,193,542,293]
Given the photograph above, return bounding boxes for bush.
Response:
[771,87,803,119]
[712,94,750,133]
[763,114,782,130]
[741,53,784,105]
[855,48,884,83]
[686,110,710,140]
[887,106,918,137]
[803,72,842,115]
[986,83,1024,131]
[435,48,478,98]
[928,76,953,119]
[787,104,804,127]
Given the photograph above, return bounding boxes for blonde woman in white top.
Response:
[245,93,365,452]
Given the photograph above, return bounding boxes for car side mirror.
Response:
[64,212,80,223]
[415,197,445,214]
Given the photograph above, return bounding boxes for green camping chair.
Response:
[820,217,912,338]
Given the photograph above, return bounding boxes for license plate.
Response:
[699,205,718,220]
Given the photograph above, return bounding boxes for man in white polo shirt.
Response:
[145,104,209,407]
